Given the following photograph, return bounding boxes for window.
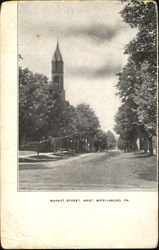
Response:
[54,75,59,83]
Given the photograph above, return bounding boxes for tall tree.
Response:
[133,61,157,154]
[19,67,80,145]
[94,129,107,151]
[115,0,157,155]
[114,103,138,151]
[19,67,49,144]
[117,136,127,151]
[76,103,100,135]
[47,99,79,138]
[106,131,116,150]
[121,0,157,67]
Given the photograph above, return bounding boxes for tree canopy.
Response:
[76,103,100,135]
[19,68,104,147]
[114,0,157,154]
[19,67,49,143]
[19,67,79,143]
[106,130,116,150]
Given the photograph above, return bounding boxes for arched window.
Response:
[54,75,59,83]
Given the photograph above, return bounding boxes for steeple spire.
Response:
[53,40,63,62]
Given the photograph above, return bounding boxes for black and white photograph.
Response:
[18,0,157,191]
[1,0,158,248]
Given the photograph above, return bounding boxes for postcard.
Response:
[1,0,158,248]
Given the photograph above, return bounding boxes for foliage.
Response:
[19,67,49,143]
[117,136,127,150]
[121,0,157,66]
[19,67,79,144]
[19,68,102,146]
[95,129,107,150]
[133,61,157,137]
[76,103,100,134]
[47,100,79,137]
[106,130,116,149]
[114,0,157,154]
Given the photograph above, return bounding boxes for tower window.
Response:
[54,76,59,83]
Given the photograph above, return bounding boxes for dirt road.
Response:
[19,151,157,191]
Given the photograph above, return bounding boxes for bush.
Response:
[20,140,52,152]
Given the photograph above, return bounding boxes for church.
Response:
[49,41,67,103]
[20,41,104,152]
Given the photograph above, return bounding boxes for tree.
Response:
[76,103,100,134]
[94,129,107,152]
[106,131,116,150]
[117,136,127,151]
[115,58,140,151]
[47,99,79,138]
[19,66,81,147]
[121,0,157,67]
[133,61,157,154]
[114,101,139,151]
[19,67,49,145]
[115,0,157,155]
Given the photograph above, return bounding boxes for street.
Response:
[19,151,157,191]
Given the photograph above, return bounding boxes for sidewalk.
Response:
[19,151,81,162]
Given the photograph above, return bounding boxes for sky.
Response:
[18,0,137,134]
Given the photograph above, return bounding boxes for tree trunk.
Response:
[53,140,55,153]
[148,137,153,156]
[139,137,143,150]
[143,137,148,154]
[37,139,40,156]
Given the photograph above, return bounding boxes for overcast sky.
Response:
[18,0,137,134]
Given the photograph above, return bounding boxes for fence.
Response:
[20,131,101,153]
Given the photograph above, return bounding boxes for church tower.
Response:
[50,41,65,101]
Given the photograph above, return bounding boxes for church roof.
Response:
[53,41,63,62]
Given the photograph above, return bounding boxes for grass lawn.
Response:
[19,151,37,156]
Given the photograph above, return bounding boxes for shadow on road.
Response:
[129,151,156,159]
[19,165,51,170]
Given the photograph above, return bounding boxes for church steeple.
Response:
[51,41,65,101]
[52,41,64,75]
[53,41,63,62]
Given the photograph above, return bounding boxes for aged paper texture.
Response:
[1,0,158,248]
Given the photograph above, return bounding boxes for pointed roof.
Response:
[53,41,63,62]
